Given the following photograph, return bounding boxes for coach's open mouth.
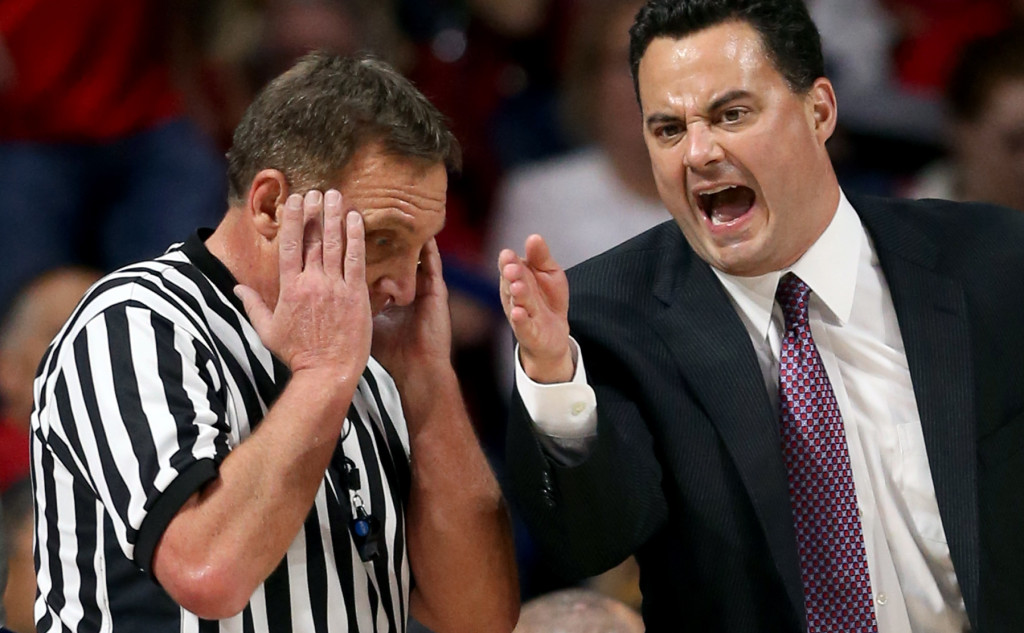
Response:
[696,185,756,226]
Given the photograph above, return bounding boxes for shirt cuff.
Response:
[514,337,597,439]
[135,458,219,576]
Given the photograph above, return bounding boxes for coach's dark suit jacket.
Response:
[507,194,1024,632]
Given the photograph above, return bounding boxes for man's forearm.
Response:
[152,369,358,619]
[402,371,519,633]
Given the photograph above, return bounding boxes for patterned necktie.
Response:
[776,273,878,632]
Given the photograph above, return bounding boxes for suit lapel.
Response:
[644,198,981,622]
[648,240,807,618]
[854,195,980,623]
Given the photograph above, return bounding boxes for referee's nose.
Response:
[372,262,418,312]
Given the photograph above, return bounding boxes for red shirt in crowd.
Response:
[0,417,30,492]
[0,0,181,142]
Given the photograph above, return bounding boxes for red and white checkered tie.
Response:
[776,273,878,632]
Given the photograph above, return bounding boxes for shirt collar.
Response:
[711,189,862,340]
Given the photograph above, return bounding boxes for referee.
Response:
[30,53,519,633]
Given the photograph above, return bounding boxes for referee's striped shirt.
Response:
[30,231,413,632]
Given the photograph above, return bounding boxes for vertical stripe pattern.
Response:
[31,235,411,632]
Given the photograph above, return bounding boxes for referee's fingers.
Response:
[344,211,365,283]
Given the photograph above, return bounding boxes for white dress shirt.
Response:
[516,191,970,632]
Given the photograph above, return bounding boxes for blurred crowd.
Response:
[2,0,1023,630]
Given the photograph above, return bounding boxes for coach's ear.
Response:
[808,77,838,144]
[247,169,290,240]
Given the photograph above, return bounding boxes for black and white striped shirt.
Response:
[30,231,412,632]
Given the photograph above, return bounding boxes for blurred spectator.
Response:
[0,0,227,310]
[808,0,898,99]
[883,0,1011,94]
[804,0,1012,198]
[0,267,101,491]
[903,27,1024,211]
[487,0,664,276]
[245,0,365,89]
[486,0,664,380]
[242,0,410,94]
[807,0,945,144]
[1,479,31,633]
[187,0,412,149]
[512,588,644,633]
[399,0,577,265]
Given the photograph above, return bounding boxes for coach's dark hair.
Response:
[628,0,825,101]
[226,51,461,204]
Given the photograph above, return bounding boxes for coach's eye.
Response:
[721,108,748,124]
[655,123,683,139]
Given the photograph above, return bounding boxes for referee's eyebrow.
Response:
[376,216,416,232]
[364,212,446,234]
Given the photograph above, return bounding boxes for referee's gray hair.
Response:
[226,51,461,205]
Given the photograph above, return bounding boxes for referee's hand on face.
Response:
[369,235,452,391]
[235,189,373,383]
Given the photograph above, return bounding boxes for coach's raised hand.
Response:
[498,234,574,384]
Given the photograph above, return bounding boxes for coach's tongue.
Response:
[707,187,755,224]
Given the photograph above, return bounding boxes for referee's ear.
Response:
[247,169,290,240]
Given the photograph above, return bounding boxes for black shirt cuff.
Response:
[135,458,218,576]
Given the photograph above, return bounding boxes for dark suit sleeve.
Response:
[505,319,670,580]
